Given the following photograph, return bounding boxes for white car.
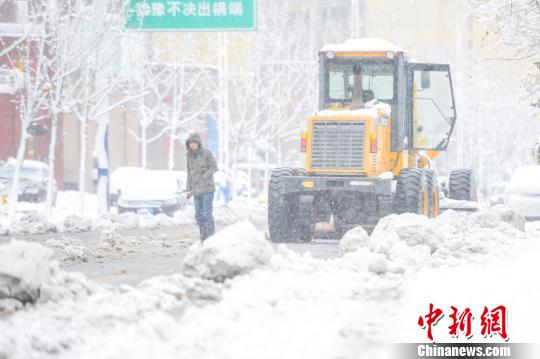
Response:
[117,170,187,216]
[110,167,146,206]
[505,166,540,220]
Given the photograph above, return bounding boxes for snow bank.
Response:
[182,220,275,282]
[0,241,52,304]
[0,241,94,312]
[339,226,369,253]
[0,213,537,359]
[490,204,526,231]
[3,195,264,237]
[339,207,527,269]
[62,214,92,233]
[9,212,57,235]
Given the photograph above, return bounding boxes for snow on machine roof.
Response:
[320,37,404,55]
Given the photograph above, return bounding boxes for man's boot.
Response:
[207,222,215,237]
[199,225,206,241]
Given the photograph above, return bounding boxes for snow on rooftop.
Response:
[320,37,403,54]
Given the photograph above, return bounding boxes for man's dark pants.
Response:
[194,192,215,240]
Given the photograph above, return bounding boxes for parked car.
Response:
[117,170,187,216]
[505,165,540,220]
[110,167,146,206]
[0,159,57,204]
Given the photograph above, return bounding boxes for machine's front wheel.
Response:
[268,167,296,243]
[395,168,429,215]
[448,169,477,201]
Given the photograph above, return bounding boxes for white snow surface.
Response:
[320,37,403,53]
[0,208,539,358]
[317,100,391,118]
[0,240,94,312]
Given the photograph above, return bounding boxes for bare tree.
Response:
[0,3,50,222]
[474,0,540,107]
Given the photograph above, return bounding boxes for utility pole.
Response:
[218,33,230,172]
[93,0,110,214]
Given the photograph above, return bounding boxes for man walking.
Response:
[185,133,218,241]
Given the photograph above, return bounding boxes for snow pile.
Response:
[490,204,526,231]
[339,208,527,269]
[339,226,370,253]
[90,210,195,232]
[182,220,274,282]
[213,199,267,225]
[62,214,92,233]
[138,212,173,229]
[45,237,91,262]
[91,212,140,231]
[0,241,94,312]
[0,212,537,359]
[9,212,57,235]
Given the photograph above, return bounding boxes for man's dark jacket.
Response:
[185,133,218,195]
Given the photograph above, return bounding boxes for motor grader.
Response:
[267,38,477,242]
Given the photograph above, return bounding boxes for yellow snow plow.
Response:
[267,38,477,242]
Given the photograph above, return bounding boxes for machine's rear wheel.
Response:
[395,168,429,215]
[423,169,440,218]
[448,169,477,201]
[268,167,296,243]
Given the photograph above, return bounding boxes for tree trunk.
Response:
[78,121,87,216]
[8,124,28,223]
[45,112,58,217]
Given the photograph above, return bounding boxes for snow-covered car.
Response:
[0,159,57,203]
[505,166,540,220]
[116,170,187,216]
[110,167,146,206]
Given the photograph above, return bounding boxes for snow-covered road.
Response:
[1,208,539,359]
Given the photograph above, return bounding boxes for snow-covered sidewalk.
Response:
[0,208,539,359]
[0,191,267,236]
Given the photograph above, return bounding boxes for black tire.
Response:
[423,169,440,218]
[448,169,477,201]
[395,168,428,215]
[268,167,296,243]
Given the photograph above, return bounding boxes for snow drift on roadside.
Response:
[340,207,527,269]
[0,241,94,312]
[182,220,274,282]
[0,208,538,359]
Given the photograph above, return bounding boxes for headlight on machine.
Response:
[302,181,314,188]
